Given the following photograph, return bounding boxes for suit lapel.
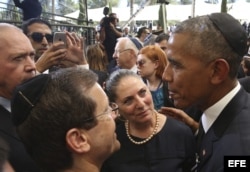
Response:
[0,105,19,140]
[198,88,247,169]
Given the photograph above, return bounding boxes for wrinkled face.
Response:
[113,40,134,69]
[137,54,157,78]
[162,33,212,109]
[0,28,36,99]
[114,76,155,124]
[26,23,52,61]
[155,39,168,55]
[87,83,120,160]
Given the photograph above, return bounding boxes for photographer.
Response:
[99,7,122,72]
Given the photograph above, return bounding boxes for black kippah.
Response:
[129,37,143,50]
[208,13,248,57]
[11,74,51,126]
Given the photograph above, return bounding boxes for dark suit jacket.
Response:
[13,0,42,21]
[197,88,250,172]
[0,105,40,172]
[162,81,175,108]
[239,77,250,93]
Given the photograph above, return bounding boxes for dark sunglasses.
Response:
[28,32,53,43]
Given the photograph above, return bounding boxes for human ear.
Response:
[154,60,159,69]
[66,128,90,153]
[210,58,230,84]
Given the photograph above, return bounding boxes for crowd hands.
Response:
[35,31,87,73]
[1,11,250,172]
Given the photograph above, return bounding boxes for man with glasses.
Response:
[22,18,88,73]
[111,37,142,74]
[135,26,150,47]
[22,18,53,62]
[11,68,121,172]
[0,23,99,172]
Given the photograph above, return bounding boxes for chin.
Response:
[174,101,189,109]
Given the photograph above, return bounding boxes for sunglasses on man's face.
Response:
[28,32,53,43]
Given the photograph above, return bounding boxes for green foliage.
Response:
[158,4,163,27]
[151,0,191,5]
[87,0,119,8]
[158,4,167,28]
[221,0,227,12]
[58,0,78,15]
[78,0,86,25]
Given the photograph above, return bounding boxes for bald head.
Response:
[0,23,21,30]
[0,23,25,47]
[0,23,22,37]
[0,23,36,99]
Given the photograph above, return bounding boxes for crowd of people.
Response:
[0,10,250,172]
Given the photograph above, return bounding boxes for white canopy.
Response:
[61,2,250,22]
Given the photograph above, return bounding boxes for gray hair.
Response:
[117,37,139,55]
[172,15,241,78]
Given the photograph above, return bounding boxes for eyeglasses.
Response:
[160,47,167,51]
[28,32,53,43]
[137,60,146,67]
[114,49,131,55]
[83,102,119,122]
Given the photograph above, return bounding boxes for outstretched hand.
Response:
[35,42,67,73]
[159,106,199,133]
[64,32,88,65]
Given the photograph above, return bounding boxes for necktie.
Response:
[196,121,205,151]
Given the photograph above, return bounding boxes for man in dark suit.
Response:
[239,76,250,93]
[0,23,40,171]
[162,13,250,172]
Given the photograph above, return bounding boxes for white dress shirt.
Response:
[201,82,241,133]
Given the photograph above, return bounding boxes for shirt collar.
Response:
[202,82,241,133]
[130,65,138,74]
[0,96,11,112]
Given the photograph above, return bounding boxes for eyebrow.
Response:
[122,87,147,100]
[9,50,35,58]
[168,56,184,66]
[168,56,178,64]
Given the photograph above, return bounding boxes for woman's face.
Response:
[137,54,158,78]
[114,76,155,123]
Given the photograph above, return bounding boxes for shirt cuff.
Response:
[77,64,89,70]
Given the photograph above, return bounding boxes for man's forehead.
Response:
[119,39,128,47]
[0,27,23,42]
[27,23,52,33]
[1,31,34,50]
